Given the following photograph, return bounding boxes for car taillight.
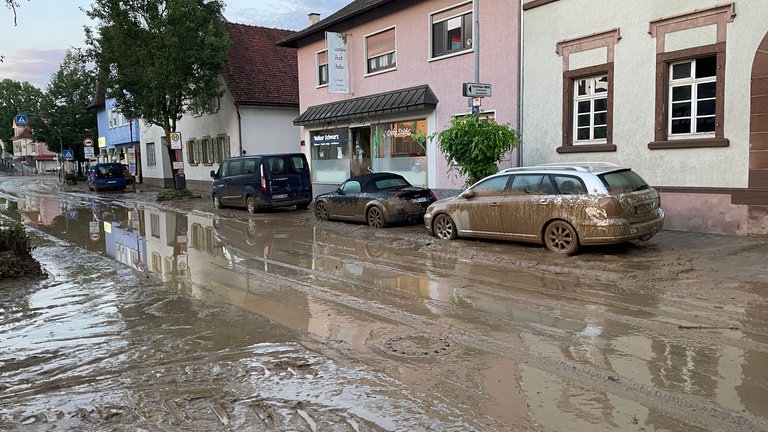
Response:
[597,197,623,218]
[429,191,437,201]
[260,164,266,192]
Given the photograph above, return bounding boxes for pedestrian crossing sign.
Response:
[62,149,74,159]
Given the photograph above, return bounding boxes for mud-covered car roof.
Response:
[503,162,628,176]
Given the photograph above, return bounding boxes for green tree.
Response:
[29,49,97,167]
[0,79,44,154]
[85,0,229,168]
[432,113,518,187]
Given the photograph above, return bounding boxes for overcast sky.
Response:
[0,0,349,89]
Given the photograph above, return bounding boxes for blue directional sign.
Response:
[62,149,74,159]
[15,114,28,126]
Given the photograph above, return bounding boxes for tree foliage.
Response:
[0,79,44,154]
[28,49,97,162]
[432,114,518,187]
[85,0,230,157]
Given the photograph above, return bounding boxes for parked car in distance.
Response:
[424,162,664,255]
[210,153,312,213]
[314,172,437,228]
[87,162,127,191]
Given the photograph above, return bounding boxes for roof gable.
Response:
[223,22,299,107]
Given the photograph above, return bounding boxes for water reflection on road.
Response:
[1,185,767,431]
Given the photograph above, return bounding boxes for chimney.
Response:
[308,13,320,26]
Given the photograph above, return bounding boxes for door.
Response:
[454,174,510,237]
[500,174,557,239]
[350,127,372,177]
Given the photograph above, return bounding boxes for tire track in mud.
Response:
[230,246,768,432]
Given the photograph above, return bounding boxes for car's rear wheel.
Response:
[544,220,580,255]
[433,214,457,240]
[246,196,257,214]
[366,206,387,228]
[213,194,223,209]
[315,201,329,221]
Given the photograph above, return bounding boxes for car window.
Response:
[510,174,552,195]
[266,157,286,175]
[341,181,361,194]
[553,176,587,195]
[599,170,649,193]
[373,177,410,191]
[472,175,510,195]
[243,159,257,174]
[219,161,229,177]
[290,156,307,172]
[228,160,243,176]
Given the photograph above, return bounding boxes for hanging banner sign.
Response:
[326,32,350,94]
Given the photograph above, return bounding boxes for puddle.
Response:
[0,182,767,431]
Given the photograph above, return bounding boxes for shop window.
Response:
[431,2,473,59]
[366,27,396,74]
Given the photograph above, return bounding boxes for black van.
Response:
[210,153,313,213]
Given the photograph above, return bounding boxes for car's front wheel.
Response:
[544,220,580,255]
[366,206,387,228]
[315,201,329,221]
[246,196,258,214]
[433,214,457,240]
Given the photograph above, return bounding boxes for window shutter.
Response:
[367,28,395,58]
[432,2,472,23]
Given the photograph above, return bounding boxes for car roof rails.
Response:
[503,161,621,173]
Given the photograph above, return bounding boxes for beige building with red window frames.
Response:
[521,0,768,235]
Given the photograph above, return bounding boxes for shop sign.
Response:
[326,32,350,94]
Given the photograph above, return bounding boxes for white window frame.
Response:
[316,49,329,87]
[572,74,608,144]
[365,26,396,75]
[429,2,473,60]
[147,142,157,166]
[667,56,717,139]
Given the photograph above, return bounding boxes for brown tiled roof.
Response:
[277,0,397,47]
[223,22,299,107]
[11,126,34,140]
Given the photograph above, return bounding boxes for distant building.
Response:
[139,21,301,190]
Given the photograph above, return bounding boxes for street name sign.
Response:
[462,82,492,98]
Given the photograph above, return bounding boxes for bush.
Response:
[432,113,518,187]
[157,187,195,202]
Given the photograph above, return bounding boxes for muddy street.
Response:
[1,175,767,431]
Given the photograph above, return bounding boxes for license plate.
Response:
[635,202,656,214]
[411,197,428,203]
[272,194,288,200]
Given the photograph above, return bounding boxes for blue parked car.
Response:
[87,162,127,191]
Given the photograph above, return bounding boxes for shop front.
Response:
[295,85,438,193]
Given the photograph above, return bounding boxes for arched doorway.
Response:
[749,32,768,188]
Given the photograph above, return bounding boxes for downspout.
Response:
[517,1,524,167]
[236,102,243,155]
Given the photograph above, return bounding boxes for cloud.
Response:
[0,48,66,89]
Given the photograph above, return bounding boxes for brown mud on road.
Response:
[1,174,767,431]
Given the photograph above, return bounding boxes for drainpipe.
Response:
[474,0,480,82]
[236,102,243,156]
[517,0,524,167]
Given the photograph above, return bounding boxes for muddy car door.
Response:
[454,174,510,238]
[328,179,362,219]
[500,174,558,240]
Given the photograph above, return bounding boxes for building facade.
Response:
[278,0,521,194]
[521,0,768,235]
[91,94,142,180]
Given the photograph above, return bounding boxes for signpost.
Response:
[463,82,493,114]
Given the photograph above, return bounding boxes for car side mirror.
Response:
[336,188,344,195]
[210,170,217,179]
[459,190,475,199]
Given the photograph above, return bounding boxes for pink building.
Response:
[278,0,520,194]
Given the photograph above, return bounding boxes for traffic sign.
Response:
[463,82,492,98]
[170,132,182,150]
[15,114,28,126]
[62,149,74,159]
[83,138,94,147]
